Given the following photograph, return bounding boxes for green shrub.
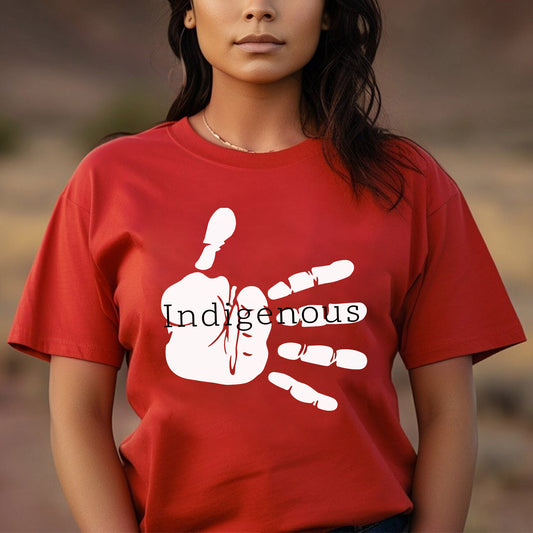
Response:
[78,88,168,149]
[0,115,22,156]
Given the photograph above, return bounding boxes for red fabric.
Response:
[8,118,526,531]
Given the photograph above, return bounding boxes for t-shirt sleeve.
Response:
[399,158,526,369]
[8,169,125,368]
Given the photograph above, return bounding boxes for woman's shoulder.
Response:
[382,135,463,214]
[62,122,177,205]
[79,121,176,169]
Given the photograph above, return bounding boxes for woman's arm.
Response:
[49,355,139,532]
[408,355,478,533]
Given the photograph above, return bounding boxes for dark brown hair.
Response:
[166,0,420,208]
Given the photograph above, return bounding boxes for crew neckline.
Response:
[166,117,323,169]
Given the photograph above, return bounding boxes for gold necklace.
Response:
[202,110,276,153]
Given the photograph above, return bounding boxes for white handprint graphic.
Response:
[161,207,367,410]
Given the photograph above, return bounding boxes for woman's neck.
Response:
[188,70,310,153]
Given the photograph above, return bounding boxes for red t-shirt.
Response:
[8,118,526,531]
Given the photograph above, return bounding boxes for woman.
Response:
[8,1,526,531]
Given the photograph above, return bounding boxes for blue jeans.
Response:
[329,513,409,533]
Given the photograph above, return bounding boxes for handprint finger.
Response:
[275,302,367,327]
[267,260,354,300]
[277,342,367,370]
[227,286,271,374]
[268,372,338,411]
[195,207,236,270]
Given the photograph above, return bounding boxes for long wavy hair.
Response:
[166,0,420,208]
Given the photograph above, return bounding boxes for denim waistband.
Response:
[329,512,409,533]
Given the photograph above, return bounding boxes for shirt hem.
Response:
[7,332,124,369]
[401,323,526,370]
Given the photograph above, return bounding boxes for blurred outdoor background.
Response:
[0,0,531,531]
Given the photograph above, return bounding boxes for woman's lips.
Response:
[235,41,284,53]
[234,34,284,53]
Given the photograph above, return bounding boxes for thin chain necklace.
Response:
[202,109,276,153]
